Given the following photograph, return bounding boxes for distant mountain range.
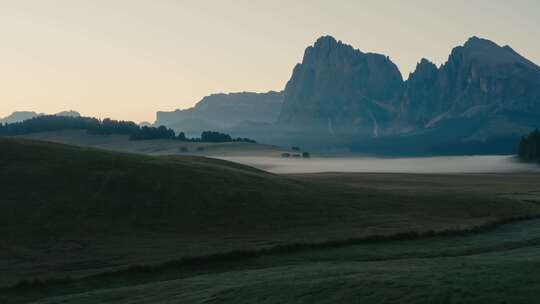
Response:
[4,36,538,155]
[157,35,539,155]
[155,91,283,136]
[0,110,81,124]
[279,36,540,139]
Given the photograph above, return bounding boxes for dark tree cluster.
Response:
[201,131,232,142]
[88,118,139,135]
[129,126,176,141]
[235,137,257,144]
[0,115,180,141]
[0,115,256,143]
[199,131,256,143]
[0,115,100,136]
[519,129,540,163]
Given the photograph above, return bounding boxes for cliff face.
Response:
[151,35,540,153]
[398,36,540,140]
[435,36,540,118]
[279,36,540,142]
[278,36,403,136]
[155,91,283,134]
[400,59,439,125]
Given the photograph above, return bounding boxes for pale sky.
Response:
[1,0,539,122]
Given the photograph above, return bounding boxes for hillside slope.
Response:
[1,139,539,288]
[17,130,289,157]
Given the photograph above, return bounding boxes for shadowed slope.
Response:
[0,138,539,288]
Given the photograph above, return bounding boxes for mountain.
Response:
[55,110,81,118]
[401,37,540,137]
[0,111,41,124]
[150,36,539,154]
[155,91,284,135]
[399,59,439,126]
[274,36,540,153]
[0,110,81,124]
[279,36,403,137]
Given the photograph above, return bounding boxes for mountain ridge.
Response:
[278,35,403,137]
[155,91,283,136]
[0,110,81,124]
[272,35,540,152]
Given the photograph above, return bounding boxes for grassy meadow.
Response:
[1,138,540,303]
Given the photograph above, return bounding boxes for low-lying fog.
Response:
[219,155,540,174]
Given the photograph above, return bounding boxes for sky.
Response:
[1,0,539,122]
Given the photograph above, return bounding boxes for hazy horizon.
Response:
[220,155,540,174]
[2,0,540,122]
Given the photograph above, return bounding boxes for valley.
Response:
[1,8,539,302]
[2,138,540,303]
[16,130,289,157]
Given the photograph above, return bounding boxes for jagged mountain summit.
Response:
[279,36,403,137]
[155,91,283,136]
[401,37,540,135]
[153,35,539,154]
[274,35,540,153]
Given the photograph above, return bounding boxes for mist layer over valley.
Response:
[12,129,537,175]
[219,155,540,174]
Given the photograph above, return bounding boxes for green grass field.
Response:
[17,129,289,157]
[10,218,540,304]
[2,138,540,303]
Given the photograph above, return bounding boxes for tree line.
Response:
[0,115,255,143]
[518,129,540,163]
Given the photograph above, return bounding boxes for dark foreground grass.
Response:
[1,138,540,303]
[5,218,540,304]
[3,213,539,304]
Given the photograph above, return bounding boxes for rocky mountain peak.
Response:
[313,35,338,48]
[398,36,540,131]
[279,35,539,142]
[446,36,539,70]
[409,59,438,82]
[302,35,360,67]
[279,36,404,135]
[463,36,499,49]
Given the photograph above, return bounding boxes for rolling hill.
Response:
[1,138,540,303]
[17,129,289,157]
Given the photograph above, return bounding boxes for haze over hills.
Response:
[4,2,540,302]
[0,110,81,124]
[4,36,539,155]
[0,112,40,124]
[155,91,283,136]
[156,36,540,155]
